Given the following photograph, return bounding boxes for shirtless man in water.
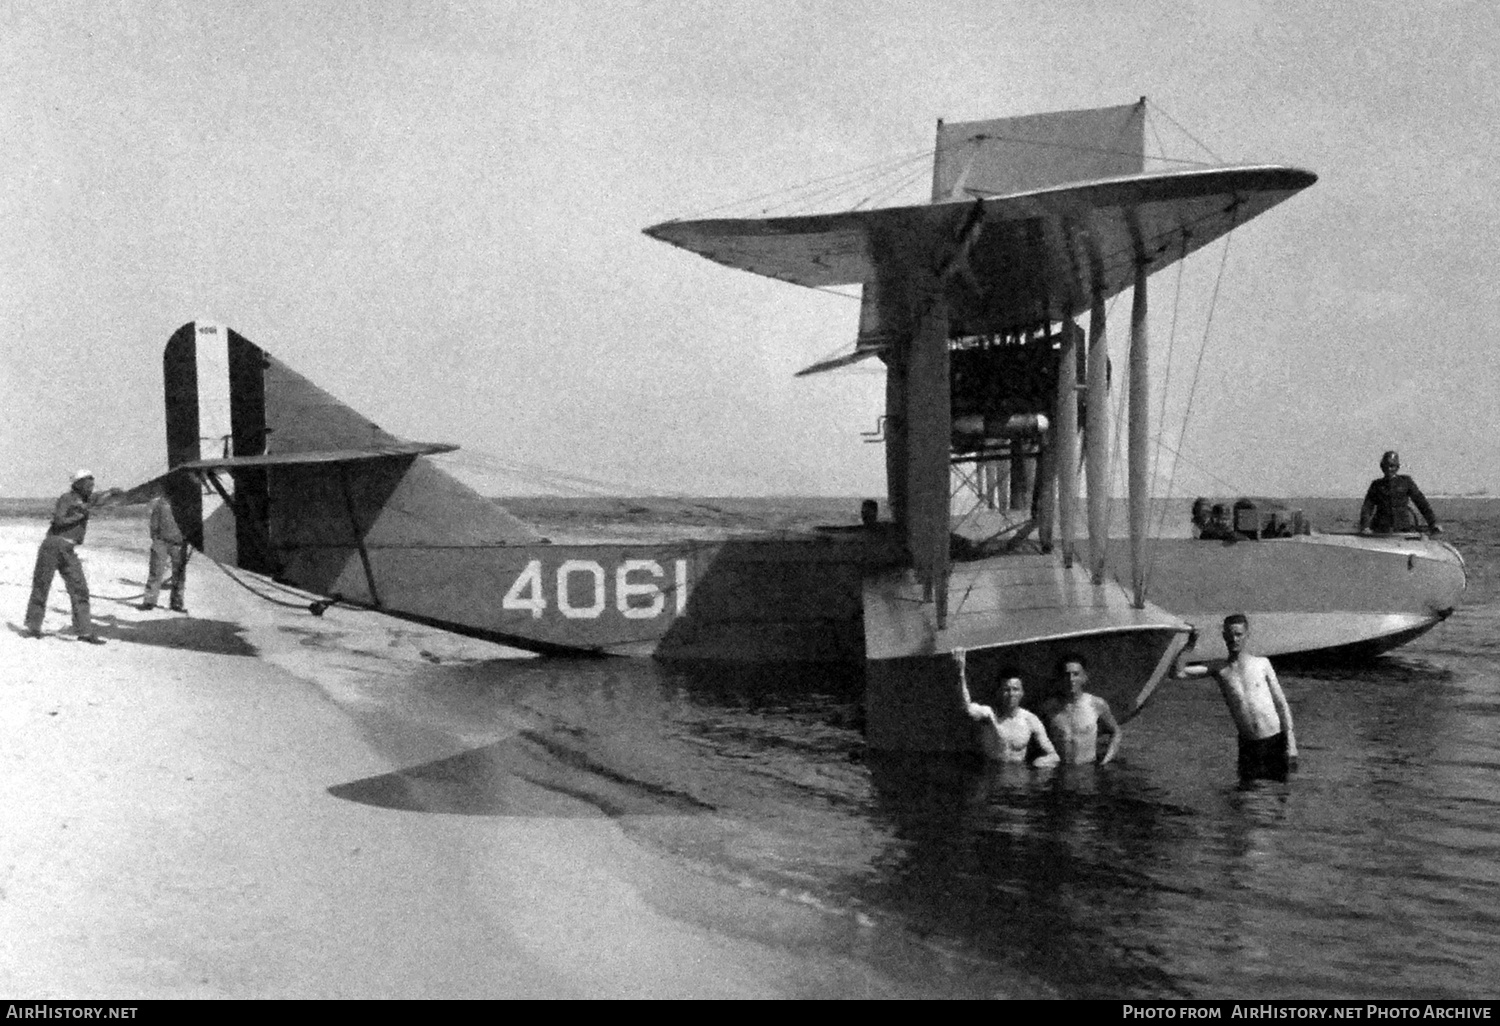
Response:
[1180,614,1299,781]
[1041,655,1122,765]
[955,650,1059,766]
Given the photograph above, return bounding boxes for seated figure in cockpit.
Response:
[1192,498,1237,541]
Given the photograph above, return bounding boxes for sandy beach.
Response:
[0,511,881,999]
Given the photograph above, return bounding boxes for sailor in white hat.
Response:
[22,469,120,642]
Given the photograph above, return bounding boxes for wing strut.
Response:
[198,468,279,575]
[1128,241,1150,609]
[1084,241,1111,585]
[1055,320,1080,568]
[904,290,952,625]
[338,464,383,608]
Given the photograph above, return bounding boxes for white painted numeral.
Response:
[502,557,689,621]
[503,560,546,618]
[557,560,606,619]
[617,560,665,619]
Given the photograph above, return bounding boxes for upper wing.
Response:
[645,164,1316,336]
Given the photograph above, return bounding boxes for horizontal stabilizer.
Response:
[177,442,459,470]
[111,472,175,506]
[794,347,885,377]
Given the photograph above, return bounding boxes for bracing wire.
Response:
[1140,239,1191,598]
[1166,225,1238,515]
[1146,112,1170,169]
[853,161,936,211]
[667,105,1217,228]
[760,157,926,217]
[669,146,934,222]
[1152,436,1252,498]
[1144,99,1224,164]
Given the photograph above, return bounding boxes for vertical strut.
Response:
[338,464,383,608]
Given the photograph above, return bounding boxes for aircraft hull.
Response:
[210,496,903,661]
[206,470,1463,671]
[1106,532,1466,662]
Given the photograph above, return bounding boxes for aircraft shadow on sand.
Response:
[327,729,718,818]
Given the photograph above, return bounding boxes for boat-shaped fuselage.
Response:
[1108,529,1465,662]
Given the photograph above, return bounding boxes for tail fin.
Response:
[163,321,541,589]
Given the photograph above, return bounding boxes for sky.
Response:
[3,0,1497,499]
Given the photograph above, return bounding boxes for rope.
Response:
[203,553,332,612]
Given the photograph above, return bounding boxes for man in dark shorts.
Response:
[1237,729,1291,781]
[1177,614,1299,782]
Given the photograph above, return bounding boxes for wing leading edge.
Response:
[176,442,459,470]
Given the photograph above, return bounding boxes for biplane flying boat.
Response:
[156,100,1459,753]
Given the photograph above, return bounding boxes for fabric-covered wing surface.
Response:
[644,164,1316,336]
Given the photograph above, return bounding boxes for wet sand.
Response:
[0,514,861,998]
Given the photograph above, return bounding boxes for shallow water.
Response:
[285,496,1499,998]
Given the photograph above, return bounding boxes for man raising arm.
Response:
[23,470,123,643]
[954,649,1060,767]
[1179,614,1298,781]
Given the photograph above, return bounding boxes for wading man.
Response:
[1180,614,1299,782]
[1042,654,1122,765]
[954,650,1059,766]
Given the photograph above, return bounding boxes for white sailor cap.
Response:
[72,468,94,483]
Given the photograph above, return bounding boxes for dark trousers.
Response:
[1238,730,1290,782]
[25,535,92,635]
[143,540,189,610]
